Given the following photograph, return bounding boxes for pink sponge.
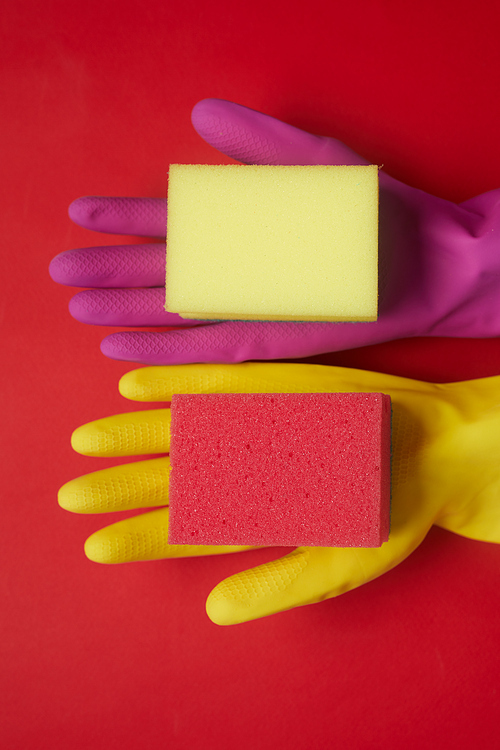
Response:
[168,393,391,548]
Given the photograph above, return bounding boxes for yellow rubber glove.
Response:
[59,362,500,625]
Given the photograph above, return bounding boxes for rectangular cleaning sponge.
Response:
[168,393,391,548]
[165,164,379,322]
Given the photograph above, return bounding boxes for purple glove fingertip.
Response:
[68,196,167,237]
[69,288,209,328]
[49,244,166,288]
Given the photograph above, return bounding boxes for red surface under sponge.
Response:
[168,393,391,547]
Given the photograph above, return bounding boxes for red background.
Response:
[2,1,500,747]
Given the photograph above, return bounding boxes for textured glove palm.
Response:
[59,362,500,625]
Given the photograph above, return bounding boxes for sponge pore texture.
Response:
[168,392,391,548]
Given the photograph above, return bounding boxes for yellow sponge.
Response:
[165,164,379,322]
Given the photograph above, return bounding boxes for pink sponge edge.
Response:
[168,393,391,548]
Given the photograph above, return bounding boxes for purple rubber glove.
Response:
[49,98,500,365]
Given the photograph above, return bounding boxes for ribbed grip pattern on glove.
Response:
[101,321,336,364]
[192,109,282,165]
[58,458,170,513]
[69,288,201,327]
[84,508,253,563]
[391,408,425,488]
[49,244,166,287]
[191,99,368,167]
[211,549,309,602]
[71,410,171,457]
[119,363,338,401]
[68,196,167,237]
[206,548,310,624]
[85,508,171,563]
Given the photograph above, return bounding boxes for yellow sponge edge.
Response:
[165,164,379,322]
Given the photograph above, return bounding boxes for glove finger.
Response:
[68,196,167,237]
[58,457,170,514]
[99,315,398,365]
[68,288,208,327]
[84,507,254,563]
[118,362,422,403]
[71,409,171,457]
[206,517,431,625]
[49,244,166,288]
[191,98,369,167]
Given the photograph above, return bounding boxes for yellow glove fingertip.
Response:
[84,530,111,564]
[71,424,94,456]
[206,589,237,627]
[70,420,116,457]
[58,479,84,513]
[118,369,150,401]
[58,470,127,514]
[84,526,139,564]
